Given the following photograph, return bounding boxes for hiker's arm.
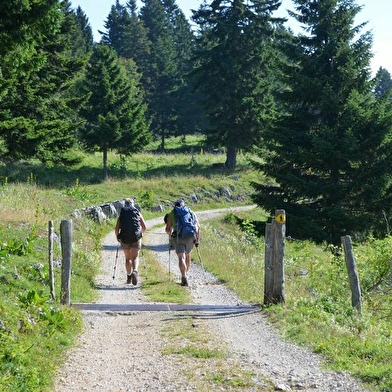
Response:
[165,216,172,235]
[139,214,147,232]
[114,218,120,238]
[195,216,201,244]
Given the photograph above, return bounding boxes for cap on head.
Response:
[174,198,184,207]
[124,198,135,206]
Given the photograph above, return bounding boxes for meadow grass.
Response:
[199,212,391,392]
[0,137,391,391]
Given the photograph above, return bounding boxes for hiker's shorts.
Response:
[121,239,142,250]
[173,234,195,254]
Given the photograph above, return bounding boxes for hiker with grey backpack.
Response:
[114,198,147,285]
[165,199,200,286]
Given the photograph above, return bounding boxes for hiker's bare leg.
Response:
[123,248,132,274]
[130,247,140,272]
[178,252,187,277]
[185,253,191,272]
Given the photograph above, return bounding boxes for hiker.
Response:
[165,199,200,286]
[115,198,147,285]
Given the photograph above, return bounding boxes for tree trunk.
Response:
[103,148,108,180]
[225,146,237,171]
[160,127,165,151]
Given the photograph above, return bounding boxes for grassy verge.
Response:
[1,138,391,391]
[198,212,391,392]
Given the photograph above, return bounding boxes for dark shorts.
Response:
[172,234,195,254]
[121,239,142,250]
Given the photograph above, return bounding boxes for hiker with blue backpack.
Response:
[165,199,200,286]
[115,198,147,285]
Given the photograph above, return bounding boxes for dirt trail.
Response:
[54,206,369,392]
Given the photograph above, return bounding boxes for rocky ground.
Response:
[54,207,369,392]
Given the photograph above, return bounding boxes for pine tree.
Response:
[100,0,130,54]
[73,5,94,54]
[0,0,88,165]
[139,0,180,150]
[374,67,392,99]
[163,0,206,137]
[251,0,392,244]
[79,44,151,179]
[122,0,151,67]
[191,0,284,170]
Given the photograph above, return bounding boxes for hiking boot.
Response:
[131,271,138,285]
[181,276,188,286]
[126,274,132,284]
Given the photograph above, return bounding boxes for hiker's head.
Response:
[174,199,184,207]
[124,198,135,206]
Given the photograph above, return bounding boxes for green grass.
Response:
[160,317,267,390]
[198,214,391,392]
[0,136,391,391]
[140,241,192,304]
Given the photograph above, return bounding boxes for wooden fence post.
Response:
[264,210,286,305]
[341,235,362,314]
[60,220,73,305]
[264,223,272,306]
[48,221,55,300]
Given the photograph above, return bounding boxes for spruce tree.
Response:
[0,0,88,165]
[122,0,151,68]
[191,0,284,170]
[139,0,179,150]
[163,0,206,137]
[100,0,130,54]
[80,43,151,179]
[251,0,392,244]
[374,67,392,99]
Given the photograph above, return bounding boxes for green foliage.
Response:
[79,43,151,179]
[353,236,392,292]
[1,145,391,391]
[138,190,155,209]
[198,213,391,391]
[64,179,93,203]
[252,0,392,245]
[191,0,284,169]
[0,236,36,257]
[141,248,191,304]
[0,1,89,166]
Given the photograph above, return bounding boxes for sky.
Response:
[69,0,391,76]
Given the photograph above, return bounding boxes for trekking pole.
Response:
[195,245,205,271]
[168,237,171,281]
[141,245,147,274]
[112,243,120,279]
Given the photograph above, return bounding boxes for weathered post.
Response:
[341,235,362,314]
[60,220,73,305]
[48,220,55,300]
[264,210,286,305]
[264,223,273,306]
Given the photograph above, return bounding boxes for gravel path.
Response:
[54,207,369,392]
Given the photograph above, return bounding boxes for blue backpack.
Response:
[174,205,197,238]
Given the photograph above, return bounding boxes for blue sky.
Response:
[69,0,391,76]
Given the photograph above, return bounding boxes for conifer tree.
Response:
[139,0,179,150]
[374,67,392,99]
[163,0,206,136]
[73,5,94,54]
[191,0,284,170]
[101,0,130,54]
[251,0,392,244]
[80,43,151,179]
[0,0,88,165]
[122,0,151,68]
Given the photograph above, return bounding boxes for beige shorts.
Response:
[172,234,195,254]
[121,239,142,250]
